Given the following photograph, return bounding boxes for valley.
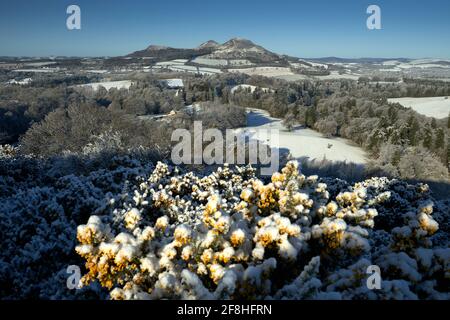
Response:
[237,108,368,165]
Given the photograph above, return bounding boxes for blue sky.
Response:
[0,0,449,58]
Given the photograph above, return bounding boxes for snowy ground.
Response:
[229,67,294,77]
[23,62,57,67]
[155,60,222,75]
[76,80,134,91]
[388,96,450,119]
[230,84,273,94]
[290,60,329,70]
[192,57,253,67]
[192,57,228,66]
[155,59,188,67]
[382,59,450,70]
[6,78,32,85]
[85,69,109,74]
[315,71,361,81]
[229,68,360,82]
[162,78,184,88]
[275,74,311,82]
[236,108,368,165]
[13,68,60,73]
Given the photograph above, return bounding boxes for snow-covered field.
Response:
[13,68,60,73]
[388,96,450,119]
[228,59,253,66]
[154,60,222,75]
[23,62,57,67]
[163,78,184,88]
[6,78,32,85]
[156,59,188,66]
[380,59,450,72]
[228,68,360,81]
[76,80,134,91]
[236,109,368,165]
[275,74,311,82]
[315,71,361,81]
[229,67,294,77]
[85,69,109,74]
[192,57,227,66]
[230,84,273,94]
[168,65,222,75]
[192,57,253,67]
[295,59,329,69]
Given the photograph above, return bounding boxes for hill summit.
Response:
[128,37,284,64]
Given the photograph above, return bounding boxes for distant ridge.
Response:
[126,38,448,68]
[127,37,286,64]
[305,57,411,63]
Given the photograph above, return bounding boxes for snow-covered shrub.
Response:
[74,161,449,300]
[0,154,155,299]
[0,144,18,158]
[1,145,448,300]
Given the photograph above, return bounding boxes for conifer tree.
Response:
[423,126,433,149]
[435,128,445,150]
[447,112,450,129]
[407,115,420,146]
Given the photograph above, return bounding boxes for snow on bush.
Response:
[0,147,155,299]
[73,161,449,300]
[0,143,448,300]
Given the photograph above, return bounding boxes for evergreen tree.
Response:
[423,126,433,149]
[387,106,398,124]
[431,118,437,129]
[390,130,401,145]
[434,128,445,150]
[446,138,450,169]
[447,112,450,129]
[305,107,317,128]
[368,130,380,151]
[392,148,402,166]
[283,113,296,131]
[377,116,389,129]
[407,115,420,146]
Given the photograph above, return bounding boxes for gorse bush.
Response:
[75,161,449,300]
[0,148,448,300]
[0,148,157,299]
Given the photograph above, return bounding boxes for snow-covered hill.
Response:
[125,39,450,81]
[202,37,282,62]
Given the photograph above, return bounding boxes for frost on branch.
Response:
[0,149,447,299]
